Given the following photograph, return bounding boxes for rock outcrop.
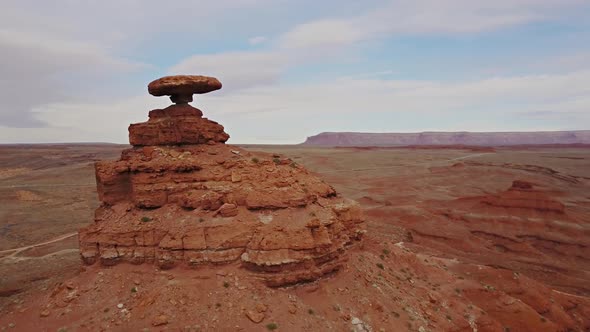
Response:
[481,180,565,214]
[79,75,365,286]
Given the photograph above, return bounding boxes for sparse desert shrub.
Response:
[308,308,314,315]
[252,157,259,163]
[140,216,151,222]
[223,281,230,288]
[266,323,278,330]
[198,218,205,223]
[376,263,384,269]
[131,286,138,293]
[483,284,495,291]
[273,157,281,165]
[382,248,390,255]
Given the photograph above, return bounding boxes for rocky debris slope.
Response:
[377,168,590,296]
[79,75,365,286]
[3,242,589,331]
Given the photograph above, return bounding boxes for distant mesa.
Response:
[79,75,365,287]
[303,131,590,147]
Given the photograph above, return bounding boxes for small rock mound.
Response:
[510,180,534,190]
[79,75,365,286]
[481,180,565,213]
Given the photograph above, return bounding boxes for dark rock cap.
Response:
[148,75,222,103]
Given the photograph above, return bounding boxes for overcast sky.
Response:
[1,0,589,144]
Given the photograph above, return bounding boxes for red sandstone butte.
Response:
[79,75,365,286]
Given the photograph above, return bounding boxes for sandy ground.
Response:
[0,144,589,331]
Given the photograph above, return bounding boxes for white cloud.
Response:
[209,70,590,114]
[0,0,279,128]
[279,19,365,49]
[3,69,589,144]
[248,36,267,45]
[169,51,289,91]
[0,28,147,127]
[0,0,588,143]
[279,0,586,49]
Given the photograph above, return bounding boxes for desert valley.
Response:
[1,137,589,331]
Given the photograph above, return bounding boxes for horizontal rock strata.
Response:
[80,145,364,285]
[79,75,365,286]
[128,104,229,146]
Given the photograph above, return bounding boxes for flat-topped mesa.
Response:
[129,75,228,146]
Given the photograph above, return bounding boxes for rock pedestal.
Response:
[79,75,365,286]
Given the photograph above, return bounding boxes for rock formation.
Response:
[79,75,365,286]
[480,180,565,214]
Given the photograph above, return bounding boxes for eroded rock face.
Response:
[128,104,229,146]
[79,75,365,286]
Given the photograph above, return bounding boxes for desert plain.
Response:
[0,143,589,331]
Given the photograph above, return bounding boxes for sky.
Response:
[1,0,589,144]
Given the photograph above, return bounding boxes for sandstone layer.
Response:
[128,104,229,146]
[303,130,590,146]
[79,75,365,286]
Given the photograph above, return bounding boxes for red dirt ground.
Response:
[1,144,589,331]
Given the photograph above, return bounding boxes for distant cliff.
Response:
[302,130,590,146]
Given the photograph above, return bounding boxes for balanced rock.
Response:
[148,75,222,104]
[79,75,365,286]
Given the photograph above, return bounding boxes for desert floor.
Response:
[0,144,589,331]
